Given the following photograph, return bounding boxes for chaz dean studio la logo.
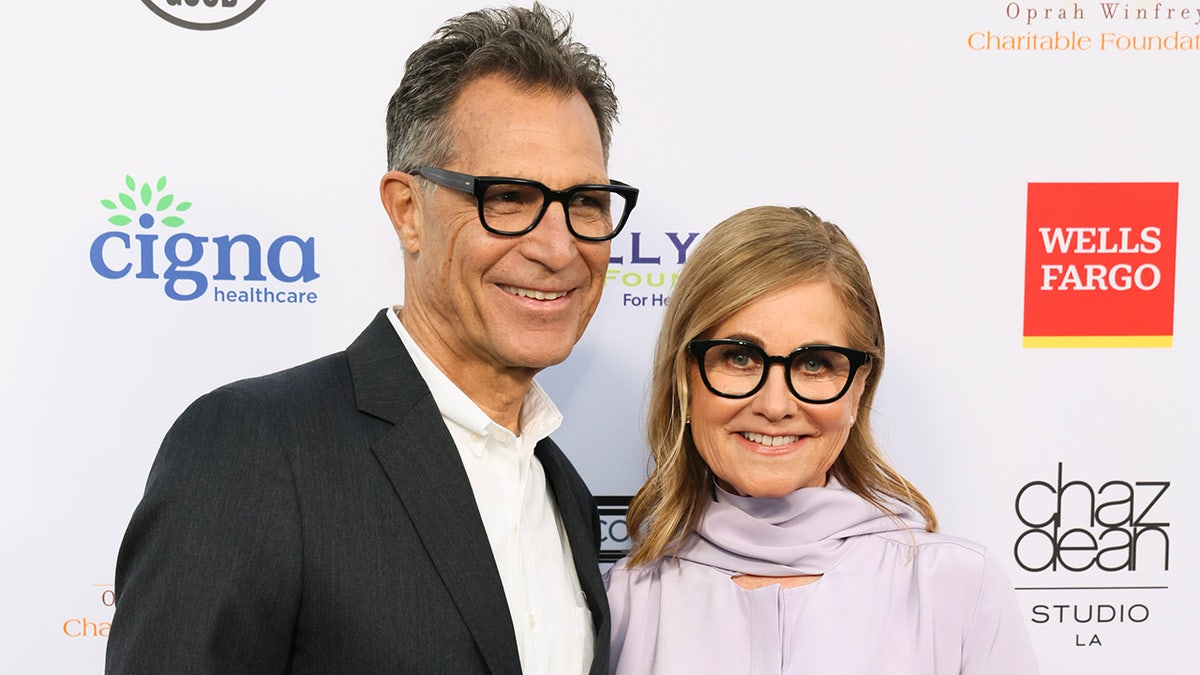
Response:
[89,174,320,304]
[1013,463,1169,573]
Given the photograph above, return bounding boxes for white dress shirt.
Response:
[388,307,594,675]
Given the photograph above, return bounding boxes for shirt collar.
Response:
[387,306,563,447]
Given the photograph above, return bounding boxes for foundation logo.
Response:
[62,583,114,639]
[606,230,701,310]
[142,0,267,31]
[1013,462,1170,648]
[90,174,320,303]
[1023,182,1178,348]
[971,2,1200,52]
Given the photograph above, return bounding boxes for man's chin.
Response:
[510,350,573,372]
[500,339,578,372]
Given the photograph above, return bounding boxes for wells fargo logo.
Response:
[1023,182,1178,348]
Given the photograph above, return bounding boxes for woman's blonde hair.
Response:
[624,206,937,567]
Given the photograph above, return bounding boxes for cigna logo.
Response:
[141,0,267,31]
[90,174,320,303]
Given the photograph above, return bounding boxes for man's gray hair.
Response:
[385,3,619,173]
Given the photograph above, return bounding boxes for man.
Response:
[105,5,636,674]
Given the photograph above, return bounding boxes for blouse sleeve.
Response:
[960,550,1041,674]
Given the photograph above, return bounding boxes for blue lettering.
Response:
[213,234,266,281]
[89,231,132,279]
[267,236,320,283]
[610,231,701,265]
[92,225,319,300]
[666,232,700,264]
[163,233,209,301]
[134,234,159,279]
[630,232,661,264]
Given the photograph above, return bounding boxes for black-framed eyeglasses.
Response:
[687,339,872,404]
[409,166,638,242]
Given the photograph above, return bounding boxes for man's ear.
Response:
[380,170,423,253]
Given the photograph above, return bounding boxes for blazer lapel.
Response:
[537,440,611,675]
[348,311,521,675]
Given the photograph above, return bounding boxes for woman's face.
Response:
[687,281,868,498]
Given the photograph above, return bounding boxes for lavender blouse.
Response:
[605,480,1039,674]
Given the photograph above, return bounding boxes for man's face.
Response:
[389,74,612,382]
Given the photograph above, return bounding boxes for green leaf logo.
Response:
[100,174,193,229]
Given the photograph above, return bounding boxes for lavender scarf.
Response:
[671,477,926,576]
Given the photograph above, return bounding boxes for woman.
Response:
[606,206,1038,674]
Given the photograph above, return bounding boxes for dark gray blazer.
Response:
[106,310,610,674]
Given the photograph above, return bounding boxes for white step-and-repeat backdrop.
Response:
[1,1,1193,672]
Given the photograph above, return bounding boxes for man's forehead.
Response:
[441,74,607,182]
[446,74,595,129]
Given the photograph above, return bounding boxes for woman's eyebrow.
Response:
[712,332,761,344]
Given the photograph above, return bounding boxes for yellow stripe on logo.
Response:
[1022,336,1173,348]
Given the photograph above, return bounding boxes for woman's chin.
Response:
[719,473,829,499]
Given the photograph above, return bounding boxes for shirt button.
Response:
[528,614,536,629]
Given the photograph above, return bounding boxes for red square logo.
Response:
[1023,183,1178,348]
